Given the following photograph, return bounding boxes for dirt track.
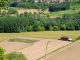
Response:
[46,40,80,60]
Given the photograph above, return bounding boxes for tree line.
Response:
[6,0,70,11]
[10,2,52,11]
[0,11,80,33]
[49,1,70,12]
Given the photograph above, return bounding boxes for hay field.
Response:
[0,31,80,42]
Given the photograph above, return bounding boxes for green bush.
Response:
[6,52,27,60]
[7,8,18,14]
[0,47,6,60]
[53,26,59,31]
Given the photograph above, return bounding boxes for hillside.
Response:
[45,3,80,18]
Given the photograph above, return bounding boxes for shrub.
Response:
[7,8,18,14]
[6,52,27,60]
[53,26,59,31]
[61,24,66,30]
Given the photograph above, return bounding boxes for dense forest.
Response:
[0,12,80,33]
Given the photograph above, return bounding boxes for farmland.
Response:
[46,40,80,60]
[0,31,80,60]
[0,36,71,60]
[0,0,80,60]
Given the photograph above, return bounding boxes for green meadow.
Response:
[0,31,80,41]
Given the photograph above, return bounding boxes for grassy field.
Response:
[0,31,80,41]
[45,9,78,17]
[45,4,80,18]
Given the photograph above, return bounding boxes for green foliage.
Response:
[0,47,5,60]
[0,0,9,7]
[8,38,38,43]
[0,0,9,13]
[0,10,80,33]
[66,23,75,30]
[49,25,53,31]
[6,52,27,60]
[69,0,80,4]
[61,24,66,30]
[37,26,45,31]
[27,25,33,32]
[21,0,27,2]
[27,0,34,3]
[7,8,18,14]
[10,2,52,11]
[53,26,59,31]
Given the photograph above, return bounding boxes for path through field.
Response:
[17,37,71,60]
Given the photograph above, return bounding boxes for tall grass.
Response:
[0,31,80,41]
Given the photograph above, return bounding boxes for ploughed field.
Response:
[0,36,71,60]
